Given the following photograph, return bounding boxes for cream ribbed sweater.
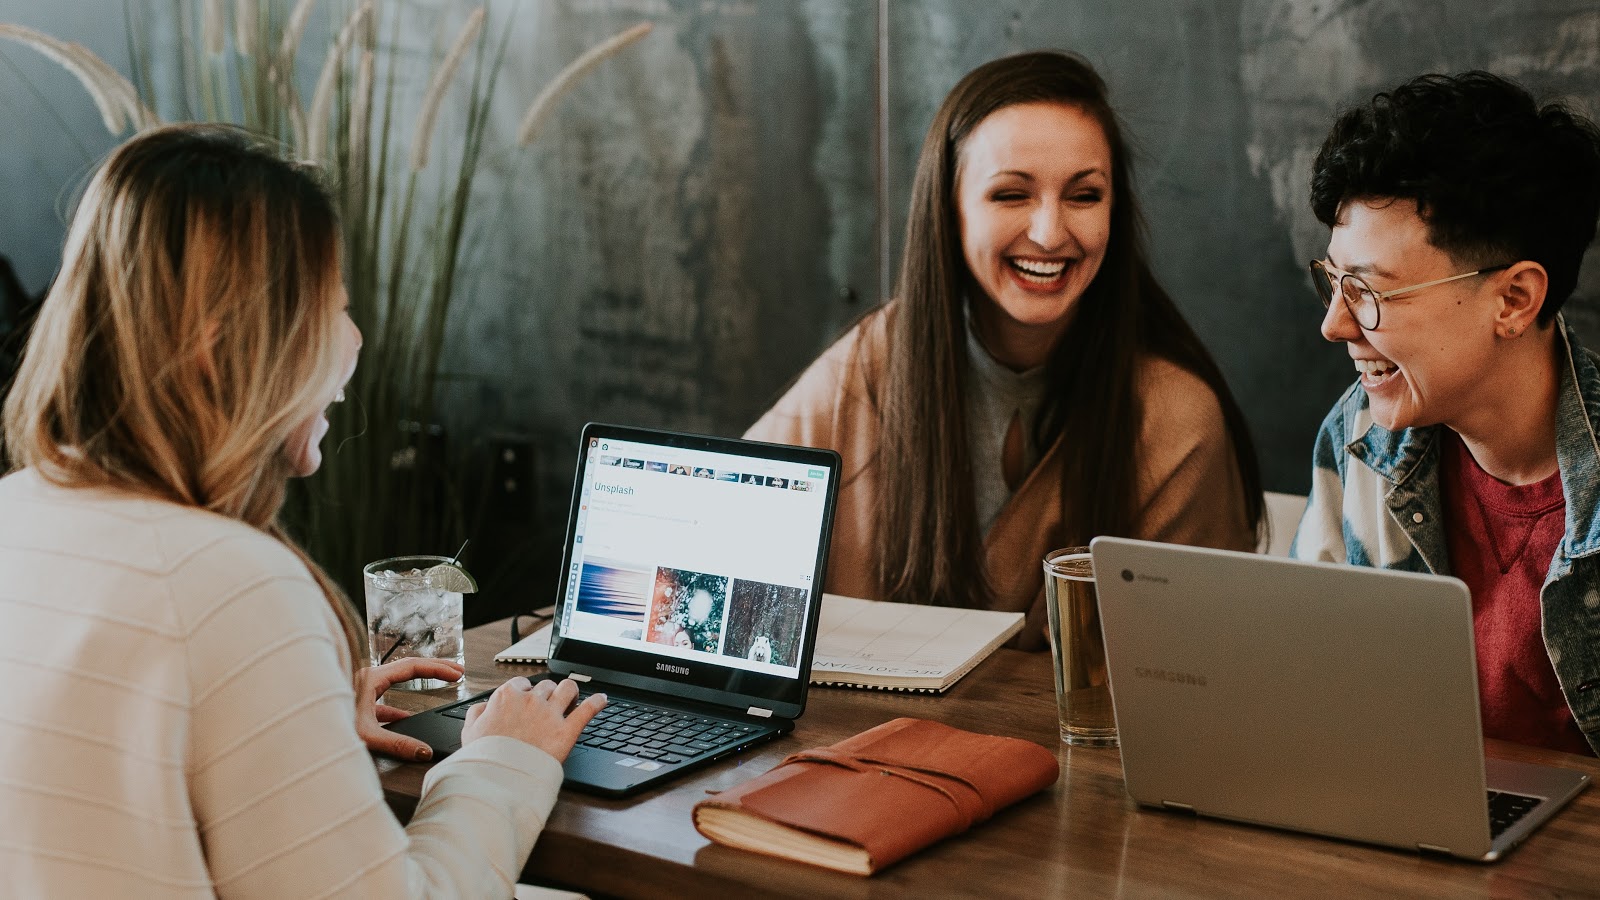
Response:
[0,468,562,898]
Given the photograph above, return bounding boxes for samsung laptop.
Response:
[387,423,841,797]
[1090,537,1590,861]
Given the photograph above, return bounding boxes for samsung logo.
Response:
[1134,666,1207,687]
[656,662,689,676]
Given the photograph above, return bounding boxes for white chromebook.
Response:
[1090,537,1589,862]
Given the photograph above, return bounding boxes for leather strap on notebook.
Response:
[775,747,992,828]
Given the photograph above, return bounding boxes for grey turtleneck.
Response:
[964,322,1049,534]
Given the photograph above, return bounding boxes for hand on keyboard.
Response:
[461,676,607,762]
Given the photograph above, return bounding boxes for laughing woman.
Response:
[746,51,1262,648]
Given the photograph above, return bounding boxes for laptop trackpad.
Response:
[384,710,465,757]
[564,745,668,793]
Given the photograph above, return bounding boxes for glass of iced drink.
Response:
[364,555,468,690]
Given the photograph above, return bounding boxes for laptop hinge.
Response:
[1160,800,1196,814]
[1417,843,1453,856]
[568,672,592,683]
[746,706,773,718]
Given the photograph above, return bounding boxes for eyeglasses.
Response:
[1308,259,1512,330]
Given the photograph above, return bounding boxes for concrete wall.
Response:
[3,0,1598,520]
[1,1,124,294]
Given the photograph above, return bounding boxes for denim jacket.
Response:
[1292,318,1600,755]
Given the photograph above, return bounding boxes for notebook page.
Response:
[495,623,552,662]
[809,594,1023,683]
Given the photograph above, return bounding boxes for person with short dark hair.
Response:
[1293,72,1600,755]
[747,51,1263,648]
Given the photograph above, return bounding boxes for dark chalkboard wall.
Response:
[2,0,1597,522]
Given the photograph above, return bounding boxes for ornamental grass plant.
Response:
[1,2,650,600]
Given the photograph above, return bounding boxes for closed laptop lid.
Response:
[1091,537,1495,858]
[547,423,841,721]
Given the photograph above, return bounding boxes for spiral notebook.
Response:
[499,593,1024,693]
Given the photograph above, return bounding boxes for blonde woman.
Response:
[0,124,604,897]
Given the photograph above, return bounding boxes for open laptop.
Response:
[1089,537,1590,861]
[387,423,841,797]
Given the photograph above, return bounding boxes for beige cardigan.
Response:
[746,308,1256,650]
[0,469,563,897]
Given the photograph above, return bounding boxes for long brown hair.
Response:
[3,123,364,665]
[876,50,1263,607]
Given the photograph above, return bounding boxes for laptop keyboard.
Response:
[441,695,761,765]
[576,698,761,763]
[1487,790,1542,839]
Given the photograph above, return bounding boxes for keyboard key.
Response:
[635,749,664,759]
[1488,790,1542,838]
[660,754,685,764]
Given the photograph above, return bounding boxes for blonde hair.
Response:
[3,123,363,666]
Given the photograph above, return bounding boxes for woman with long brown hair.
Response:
[747,51,1262,649]
[0,124,602,896]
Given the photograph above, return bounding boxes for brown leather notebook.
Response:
[692,717,1059,875]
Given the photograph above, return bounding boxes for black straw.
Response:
[378,636,403,665]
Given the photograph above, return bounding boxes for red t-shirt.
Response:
[1440,431,1592,755]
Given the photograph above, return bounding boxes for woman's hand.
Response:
[461,676,606,762]
[355,658,465,762]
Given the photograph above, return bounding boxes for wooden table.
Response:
[374,621,1600,898]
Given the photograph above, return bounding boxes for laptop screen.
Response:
[548,424,840,716]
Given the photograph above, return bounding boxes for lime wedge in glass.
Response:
[426,562,479,593]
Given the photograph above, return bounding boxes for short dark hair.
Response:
[1310,71,1600,323]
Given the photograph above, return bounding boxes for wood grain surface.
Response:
[372,620,1600,899]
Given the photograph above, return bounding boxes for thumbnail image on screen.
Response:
[646,567,728,654]
[722,579,809,667]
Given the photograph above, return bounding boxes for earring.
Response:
[1508,327,1519,337]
